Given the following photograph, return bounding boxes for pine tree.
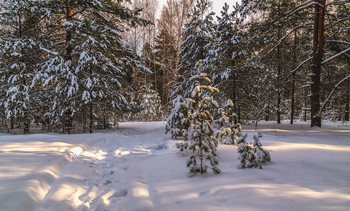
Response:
[35,0,151,133]
[184,60,221,175]
[166,95,191,140]
[215,100,241,145]
[0,0,47,133]
[237,134,271,169]
[210,3,246,123]
[173,0,215,98]
[136,85,163,121]
[154,28,178,105]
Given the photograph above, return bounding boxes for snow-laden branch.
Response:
[320,74,350,114]
[282,1,315,20]
[263,22,313,59]
[284,57,312,82]
[326,40,350,46]
[325,0,350,7]
[322,47,350,64]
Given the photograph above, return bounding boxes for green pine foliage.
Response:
[166,95,191,140]
[136,85,163,121]
[215,99,241,145]
[237,134,271,169]
[181,61,221,175]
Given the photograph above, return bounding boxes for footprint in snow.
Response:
[104,180,112,186]
[111,189,128,198]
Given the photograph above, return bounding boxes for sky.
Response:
[158,0,239,17]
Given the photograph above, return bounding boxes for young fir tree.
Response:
[237,134,271,169]
[182,60,221,175]
[215,99,241,145]
[136,85,163,121]
[166,95,191,140]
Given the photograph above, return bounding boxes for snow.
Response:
[1,121,350,210]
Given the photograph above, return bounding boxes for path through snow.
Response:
[1,121,350,210]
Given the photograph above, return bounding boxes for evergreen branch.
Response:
[282,1,317,20]
[325,0,350,7]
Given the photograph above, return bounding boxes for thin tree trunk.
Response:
[304,90,307,122]
[345,80,349,121]
[10,114,14,130]
[310,0,326,127]
[276,0,282,124]
[83,105,86,133]
[89,102,93,133]
[291,29,297,124]
[232,70,237,124]
[103,104,107,129]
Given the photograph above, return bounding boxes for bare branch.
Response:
[320,74,350,114]
[283,57,312,82]
[322,47,350,64]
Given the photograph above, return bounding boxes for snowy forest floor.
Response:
[0,121,350,211]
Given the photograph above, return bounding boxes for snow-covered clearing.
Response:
[1,121,350,211]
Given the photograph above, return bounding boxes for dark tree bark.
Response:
[291,29,297,124]
[345,79,349,121]
[82,105,86,133]
[89,102,93,133]
[276,0,282,124]
[232,69,237,124]
[310,0,326,127]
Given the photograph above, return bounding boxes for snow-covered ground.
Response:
[1,121,350,211]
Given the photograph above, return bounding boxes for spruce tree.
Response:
[35,0,151,133]
[0,0,47,133]
[136,85,163,121]
[174,0,215,98]
[237,134,271,169]
[166,95,191,140]
[184,60,221,175]
[215,100,241,145]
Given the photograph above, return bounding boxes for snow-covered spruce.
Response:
[166,96,191,141]
[173,0,215,98]
[0,0,49,133]
[215,99,241,145]
[136,85,163,121]
[177,61,221,175]
[33,1,151,133]
[237,134,271,169]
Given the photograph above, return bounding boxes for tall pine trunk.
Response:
[89,102,93,133]
[291,30,297,124]
[310,0,326,127]
[345,80,350,121]
[276,0,282,124]
[232,69,237,124]
[83,105,86,133]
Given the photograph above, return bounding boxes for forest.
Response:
[0,0,349,134]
